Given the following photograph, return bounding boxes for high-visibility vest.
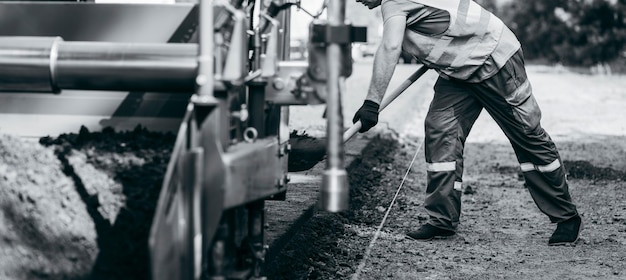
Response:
[404,0,520,80]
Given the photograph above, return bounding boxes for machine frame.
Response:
[0,0,366,278]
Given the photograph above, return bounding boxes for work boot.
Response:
[548,215,583,246]
[406,224,455,240]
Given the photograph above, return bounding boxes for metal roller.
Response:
[55,41,197,92]
[0,36,197,93]
[0,37,61,92]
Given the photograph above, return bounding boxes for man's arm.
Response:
[365,16,407,105]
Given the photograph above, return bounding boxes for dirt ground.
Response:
[2,128,624,280]
[267,134,626,280]
[267,64,626,279]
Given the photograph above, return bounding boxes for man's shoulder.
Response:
[382,0,424,21]
[383,0,420,7]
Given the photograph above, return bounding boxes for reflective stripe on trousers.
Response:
[423,50,578,231]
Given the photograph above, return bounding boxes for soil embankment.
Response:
[1,127,174,279]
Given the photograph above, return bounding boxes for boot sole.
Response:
[406,234,456,241]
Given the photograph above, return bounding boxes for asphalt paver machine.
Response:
[0,0,366,279]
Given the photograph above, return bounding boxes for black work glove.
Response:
[352,100,380,133]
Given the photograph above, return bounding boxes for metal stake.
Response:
[321,0,349,212]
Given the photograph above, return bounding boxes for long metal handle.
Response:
[343,65,429,142]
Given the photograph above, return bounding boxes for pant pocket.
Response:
[512,93,542,133]
[501,65,531,105]
[498,52,532,106]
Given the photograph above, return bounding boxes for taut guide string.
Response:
[351,137,425,280]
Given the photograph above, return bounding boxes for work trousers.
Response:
[423,50,578,231]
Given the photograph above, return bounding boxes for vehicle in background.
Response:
[290,38,308,60]
[358,42,377,57]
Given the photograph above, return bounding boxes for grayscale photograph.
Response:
[0,0,624,279]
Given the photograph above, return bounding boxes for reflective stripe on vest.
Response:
[405,0,517,79]
[424,0,483,66]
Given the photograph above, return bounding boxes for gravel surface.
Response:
[267,134,626,280]
[267,64,626,280]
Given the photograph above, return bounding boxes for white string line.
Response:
[351,137,425,280]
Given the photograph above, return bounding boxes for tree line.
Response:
[477,0,626,67]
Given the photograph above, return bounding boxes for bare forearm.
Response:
[366,41,402,105]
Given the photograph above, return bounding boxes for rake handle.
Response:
[343,65,429,142]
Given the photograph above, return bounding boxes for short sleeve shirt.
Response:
[381,0,450,37]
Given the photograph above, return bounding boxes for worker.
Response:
[351,0,582,245]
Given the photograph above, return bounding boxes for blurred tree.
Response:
[500,0,570,63]
[500,0,626,66]
[559,0,626,66]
